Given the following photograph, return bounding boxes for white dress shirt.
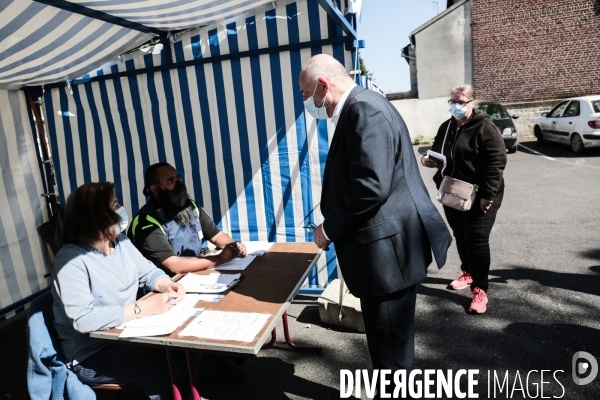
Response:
[330,84,357,128]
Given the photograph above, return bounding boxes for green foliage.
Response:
[413,135,434,145]
[359,54,371,76]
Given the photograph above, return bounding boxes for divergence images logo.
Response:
[572,351,598,386]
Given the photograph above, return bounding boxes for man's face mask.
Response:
[304,83,330,120]
[155,179,189,214]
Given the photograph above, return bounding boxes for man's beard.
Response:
[155,180,193,224]
[172,204,195,226]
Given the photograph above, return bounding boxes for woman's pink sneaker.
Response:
[450,271,473,290]
[469,288,488,313]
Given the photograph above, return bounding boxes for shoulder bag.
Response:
[435,122,478,211]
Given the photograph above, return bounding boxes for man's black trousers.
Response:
[360,284,418,372]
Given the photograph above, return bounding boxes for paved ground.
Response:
[2,140,599,399]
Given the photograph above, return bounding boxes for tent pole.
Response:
[32,0,164,36]
[27,93,58,212]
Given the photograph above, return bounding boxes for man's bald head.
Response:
[300,54,354,87]
[298,54,355,117]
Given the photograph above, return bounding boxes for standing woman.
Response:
[52,182,185,399]
[422,85,507,313]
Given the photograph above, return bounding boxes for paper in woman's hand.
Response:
[426,150,447,170]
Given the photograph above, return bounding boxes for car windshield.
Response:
[477,103,510,120]
[592,100,600,113]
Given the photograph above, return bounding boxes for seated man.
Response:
[128,162,246,275]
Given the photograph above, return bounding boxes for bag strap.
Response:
[440,121,451,177]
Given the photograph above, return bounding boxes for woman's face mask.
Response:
[448,103,470,119]
[113,206,129,235]
[304,83,330,120]
[448,94,474,119]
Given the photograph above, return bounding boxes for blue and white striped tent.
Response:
[0,0,363,321]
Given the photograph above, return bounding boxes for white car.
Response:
[533,95,600,154]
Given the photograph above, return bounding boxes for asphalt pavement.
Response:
[2,140,599,400]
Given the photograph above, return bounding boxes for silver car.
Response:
[534,95,600,154]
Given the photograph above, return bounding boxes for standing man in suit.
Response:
[299,54,452,379]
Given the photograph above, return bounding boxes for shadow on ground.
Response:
[518,140,600,158]
[489,266,600,297]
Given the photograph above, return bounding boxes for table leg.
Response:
[281,312,322,353]
[166,349,183,400]
[261,312,322,352]
[186,351,201,400]
[261,328,277,349]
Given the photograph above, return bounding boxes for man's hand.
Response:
[217,242,242,264]
[236,242,247,258]
[480,198,493,213]
[313,224,331,251]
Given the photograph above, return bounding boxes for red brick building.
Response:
[471,0,600,103]
[396,0,600,137]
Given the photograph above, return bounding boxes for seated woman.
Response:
[51,182,185,400]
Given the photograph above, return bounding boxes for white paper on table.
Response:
[208,241,272,257]
[178,310,270,342]
[210,255,256,271]
[243,241,274,256]
[118,294,202,337]
[119,308,203,338]
[177,273,228,293]
[119,326,175,338]
[196,294,224,302]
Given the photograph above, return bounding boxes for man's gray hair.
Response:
[303,57,351,86]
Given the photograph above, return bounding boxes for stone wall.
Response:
[412,0,473,99]
[391,97,450,142]
[471,0,600,103]
[503,99,563,137]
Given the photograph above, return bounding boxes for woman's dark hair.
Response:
[62,182,121,245]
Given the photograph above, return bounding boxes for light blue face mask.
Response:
[113,206,129,235]
[304,83,329,120]
[449,103,470,119]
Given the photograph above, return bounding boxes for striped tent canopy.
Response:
[0,0,360,319]
[68,0,282,30]
[0,0,354,90]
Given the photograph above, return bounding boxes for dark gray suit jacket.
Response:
[322,86,452,299]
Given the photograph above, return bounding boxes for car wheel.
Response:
[570,134,586,155]
[534,126,545,144]
[508,144,518,154]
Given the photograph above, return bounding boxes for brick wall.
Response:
[471,0,600,103]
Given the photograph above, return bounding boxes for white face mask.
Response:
[113,206,129,236]
[304,83,330,120]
